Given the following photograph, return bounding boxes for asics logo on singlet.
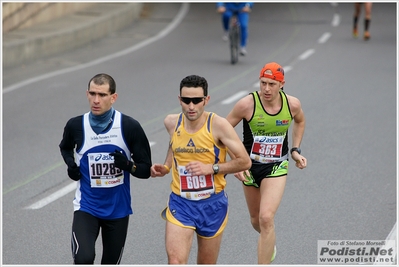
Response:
[94,154,113,161]
[258,137,279,143]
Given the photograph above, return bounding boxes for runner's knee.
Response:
[74,250,95,264]
[249,215,260,232]
[259,211,275,229]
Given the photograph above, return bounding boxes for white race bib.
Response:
[178,165,215,201]
[250,135,285,163]
[88,152,124,188]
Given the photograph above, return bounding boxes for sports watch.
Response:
[212,164,220,174]
[290,147,301,155]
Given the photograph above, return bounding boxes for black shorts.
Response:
[243,159,289,187]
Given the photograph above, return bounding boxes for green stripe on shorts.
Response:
[268,160,289,177]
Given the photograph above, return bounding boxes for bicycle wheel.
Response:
[230,24,239,64]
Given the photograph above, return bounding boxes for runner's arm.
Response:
[122,115,152,178]
[212,115,251,174]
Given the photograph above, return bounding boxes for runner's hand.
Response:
[234,170,247,182]
[67,163,81,181]
[217,6,226,13]
[109,150,134,172]
[242,6,251,12]
[151,164,169,177]
[293,155,307,169]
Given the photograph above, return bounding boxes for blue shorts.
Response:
[161,191,228,238]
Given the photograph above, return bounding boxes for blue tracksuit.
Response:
[216,3,254,47]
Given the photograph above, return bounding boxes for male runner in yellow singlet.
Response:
[151,74,251,264]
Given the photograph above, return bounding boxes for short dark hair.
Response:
[179,75,208,96]
[88,73,116,94]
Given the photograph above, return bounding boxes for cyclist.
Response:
[216,2,253,56]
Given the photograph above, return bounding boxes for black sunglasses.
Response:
[180,96,206,105]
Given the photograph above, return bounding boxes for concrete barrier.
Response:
[3,3,143,68]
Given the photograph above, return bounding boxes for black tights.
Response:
[71,211,129,264]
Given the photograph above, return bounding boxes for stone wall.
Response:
[3,3,95,33]
[3,3,143,68]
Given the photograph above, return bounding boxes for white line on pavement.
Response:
[318,32,331,44]
[332,13,340,27]
[221,91,249,105]
[283,66,293,73]
[25,182,77,210]
[298,49,315,60]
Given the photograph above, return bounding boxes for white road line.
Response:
[25,142,156,210]
[26,182,77,210]
[318,32,331,44]
[332,13,340,27]
[149,141,156,147]
[298,49,315,60]
[283,66,293,73]
[3,3,190,94]
[374,222,397,265]
[221,91,249,104]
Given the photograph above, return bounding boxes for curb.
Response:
[3,3,143,68]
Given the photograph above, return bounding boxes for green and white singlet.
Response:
[243,90,293,163]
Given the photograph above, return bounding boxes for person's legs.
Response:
[165,221,194,264]
[242,184,261,232]
[354,3,362,18]
[353,3,362,37]
[100,215,129,264]
[222,10,232,32]
[71,211,100,264]
[238,12,250,48]
[197,233,224,264]
[221,10,232,41]
[257,175,287,264]
[364,2,372,19]
[363,2,372,40]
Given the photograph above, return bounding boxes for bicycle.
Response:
[229,14,240,65]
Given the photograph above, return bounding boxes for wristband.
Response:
[163,165,170,174]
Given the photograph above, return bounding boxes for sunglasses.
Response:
[180,96,206,105]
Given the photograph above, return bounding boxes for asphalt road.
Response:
[2,3,397,265]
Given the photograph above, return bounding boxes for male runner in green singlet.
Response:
[226,62,307,264]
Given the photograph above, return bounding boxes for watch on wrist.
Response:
[212,164,219,174]
[290,147,301,155]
